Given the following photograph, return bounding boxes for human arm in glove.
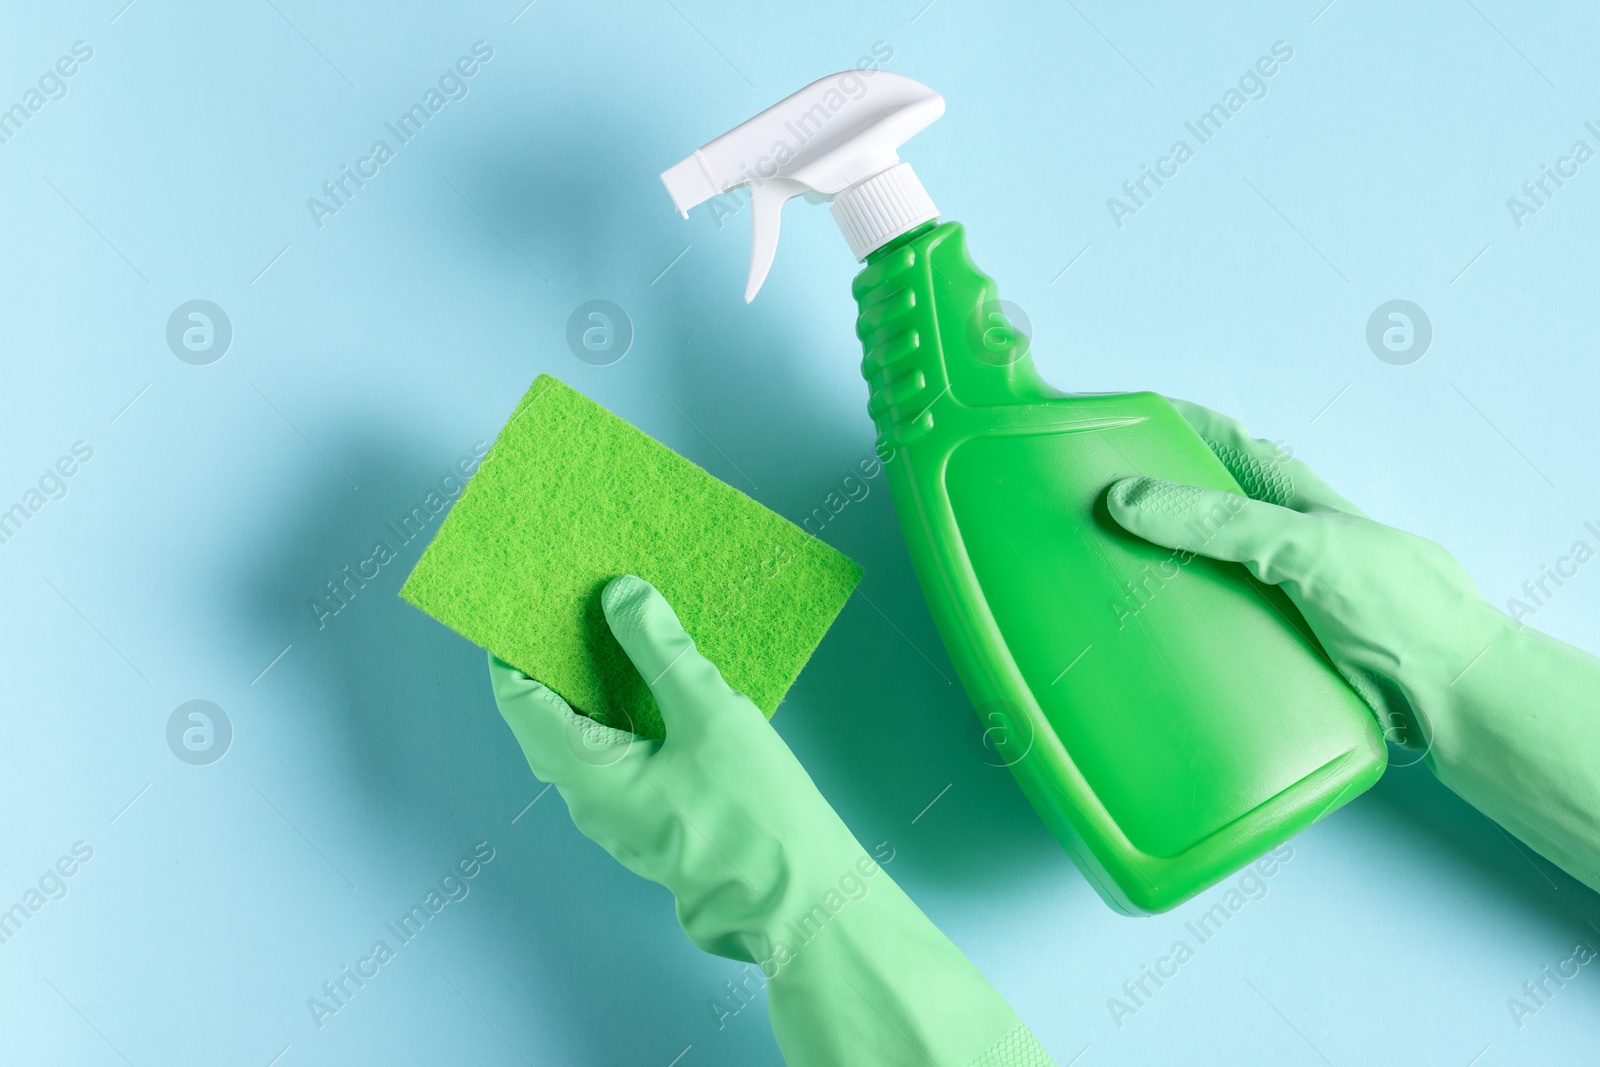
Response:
[1107,399,1600,893]
[489,575,1056,1067]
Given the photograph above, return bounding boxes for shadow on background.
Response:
[1356,754,1596,924]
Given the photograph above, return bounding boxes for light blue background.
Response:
[3,1,1598,1064]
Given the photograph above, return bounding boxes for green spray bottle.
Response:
[662,71,1385,914]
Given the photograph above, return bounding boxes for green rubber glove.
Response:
[489,575,1055,1067]
[1107,399,1600,893]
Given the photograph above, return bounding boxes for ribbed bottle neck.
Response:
[829,163,940,261]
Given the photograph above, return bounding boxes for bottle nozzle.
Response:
[661,71,944,301]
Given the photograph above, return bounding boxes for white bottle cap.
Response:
[830,163,938,261]
[661,71,945,300]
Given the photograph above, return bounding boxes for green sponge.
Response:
[400,374,862,739]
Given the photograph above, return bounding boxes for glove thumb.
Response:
[601,574,748,743]
[1107,476,1331,593]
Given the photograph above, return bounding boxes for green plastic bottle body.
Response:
[853,222,1385,915]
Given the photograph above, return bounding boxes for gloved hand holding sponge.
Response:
[491,577,1057,1067]
[401,373,1057,1064]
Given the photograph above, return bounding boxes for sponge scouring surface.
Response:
[400,374,862,739]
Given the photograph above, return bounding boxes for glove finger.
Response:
[601,574,750,743]
[487,653,646,783]
[1107,476,1332,593]
[1167,397,1366,517]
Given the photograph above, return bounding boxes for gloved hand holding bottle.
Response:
[1107,399,1600,893]
[490,575,1057,1067]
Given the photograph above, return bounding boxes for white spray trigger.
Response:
[745,178,807,303]
[661,70,944,301]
